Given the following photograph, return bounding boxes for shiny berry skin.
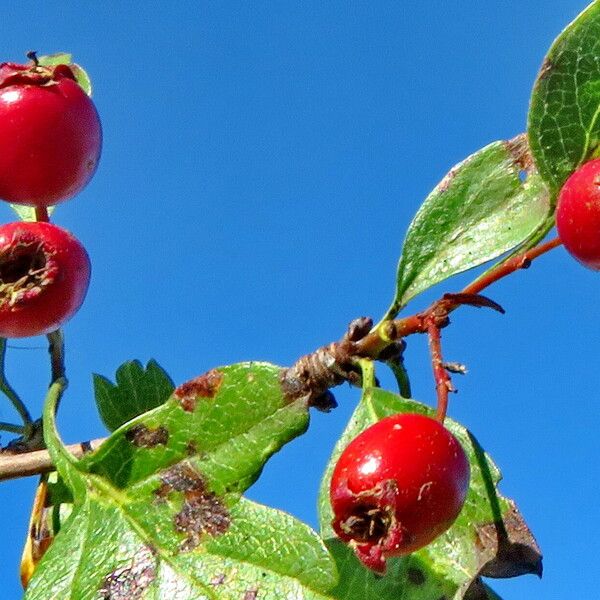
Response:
[0,60,102,207]
[0,221,90,337]
[556,158,600,270]
[330,413,470,573]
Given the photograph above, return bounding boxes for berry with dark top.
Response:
[330,413,470,573]
[0,221,90,337]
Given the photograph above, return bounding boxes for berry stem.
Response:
[358,237,563,355]
[47,330,65,386]
[0,338,32,425]
[358,358,379,422]
[34,206,49,223]
[352,236,563,415]
[460,237,562,297]
[425,317,452,422]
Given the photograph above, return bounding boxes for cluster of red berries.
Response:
[0,55,101,337]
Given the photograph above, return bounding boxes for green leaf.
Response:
[29,363,338,599]
[318,388,541,600]
[93,359,175,432]
[528,1,600,191]
[37,52,93,96]
[386,138,550,317]
[36,52,73,67]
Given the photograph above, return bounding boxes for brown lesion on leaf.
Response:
[436,161,464,194]
[474,501,543,578]
[536,57,554,83]
[467,430,543,580]
[98,545,156,600]
[125,424,169,448]
[462,577,496,600]
[210,573,226,586]
[504,133,534,174]
[407,567,426,585]
[243,589,259,600]
[154,462,231,551]
[175,369,224,412]
[185,440,198,456]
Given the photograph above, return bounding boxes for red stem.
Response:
[426,317,452,422]
[461,237,562,297]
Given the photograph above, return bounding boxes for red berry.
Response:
[330,413,470,573]
[0,221,90,337]
[556,158,600,270]
[0,60,102,207]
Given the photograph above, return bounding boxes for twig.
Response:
[0,238,563,481]
[0,438,104,481]
[357,237,562,357]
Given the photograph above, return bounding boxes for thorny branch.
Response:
[0,237,561,480]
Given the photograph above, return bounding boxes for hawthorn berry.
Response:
[556,158,600,270]
[0,57,102,207]
[0,221,90,337]
[330,413,470,573]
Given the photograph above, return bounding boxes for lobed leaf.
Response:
[528,1,600,191]
[386,138,550,318]
[28,363,338,599]
[318,388,541,600]
[93,359,174,432]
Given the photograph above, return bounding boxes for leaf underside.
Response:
[388,137,550,317]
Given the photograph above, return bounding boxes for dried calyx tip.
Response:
[0,243,48,306]
[26,51,39,67]
[342,504,392,543]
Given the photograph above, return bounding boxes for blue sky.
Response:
[0,2,594,598]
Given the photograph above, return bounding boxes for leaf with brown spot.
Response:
[475,503,542,578]
[26,363,338,600]
[175,368,223,412]
[125,424,169,448]
[98,546,156,600]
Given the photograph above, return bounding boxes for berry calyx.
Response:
[0,221,90,337]
[556,158,600,270]
[330,413,470,573]
[0,56,102,207]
